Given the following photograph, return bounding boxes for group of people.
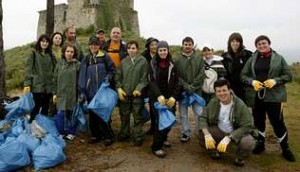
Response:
[23,25,296,167]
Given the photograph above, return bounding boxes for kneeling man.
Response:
[199,78,256,166]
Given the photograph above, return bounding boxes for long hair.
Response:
[227,32,245,54]
[35,34,52,54]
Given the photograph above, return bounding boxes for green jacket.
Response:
[53,59,81,111]
[241,50,292,107]
[199,94,255,143]
[115,54,148,96]
[175,51,205,96]
[24,50,56,93]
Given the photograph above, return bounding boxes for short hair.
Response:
[214,78,231,90]
[126,40,139,49]
[61,43,78,60]
[255,35,271,46]
[182,37,194,45]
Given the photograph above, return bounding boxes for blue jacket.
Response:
[78,50,115,100]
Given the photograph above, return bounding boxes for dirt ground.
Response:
[39,108,270,172]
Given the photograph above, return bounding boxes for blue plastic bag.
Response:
[0,137,31,172]
[88,82,118,122]
[71,103,88,132]
[16,118,40,152]
[4,93,35,120]
[154,102,176,131]
[32,134,66,171]
[181,92,206,107]
[35,114,59,136]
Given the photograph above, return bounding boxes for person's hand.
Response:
[157,95,166,105]
[263,79,276,89]
[166,97,176,108]
[23,86,31,93]
[132,90,141,97]
[78,93,86,103]
[204,134,216,150]
[252,80,263,91]
[217,136,231,153]
[53,95,57,104]
[117,88,127,101]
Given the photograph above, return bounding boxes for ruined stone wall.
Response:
[37,0,139,38]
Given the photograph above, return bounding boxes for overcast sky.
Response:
[3,0,300,63]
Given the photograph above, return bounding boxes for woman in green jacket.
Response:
[24,34,57,121]
[53,43,81,140]
[241,35,295,162]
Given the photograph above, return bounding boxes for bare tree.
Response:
[46,0,55,36]
[0,0,5,97]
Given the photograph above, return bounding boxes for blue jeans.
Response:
[179,102,203,136]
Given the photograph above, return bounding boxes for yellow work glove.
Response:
[252,80,263,91]
[166,97,176,108]
[157,95,166,105]
[132,90,141,97]
[23,86,31,93]
[53,95,57,104]
[263,79,276,89]
[217,136,231,153]
[117,88,127,101]
[204,134,216,150]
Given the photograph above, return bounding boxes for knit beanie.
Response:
[157,41,169,50]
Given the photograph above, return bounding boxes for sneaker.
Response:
[153,150,166,158]
[103,139,113,146]
[234,158,245,167]
[163,141,171,148]
[65,134,76,141]
[282,149,296,162]
[180,134,190,143]
[252,143,265,154]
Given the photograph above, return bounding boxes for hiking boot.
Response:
[180,134,190,143]
[282,148,296,162]
[252,143,265,154]
[133,139,143,146]
[234,158,245,167]
[210,150,221,160]
[88,137,100,144]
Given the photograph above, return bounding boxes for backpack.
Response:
[202,67,218,94]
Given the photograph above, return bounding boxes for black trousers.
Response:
[151,103,175,152]
[89,110,114,140]
[31,93,52,121]
[252,96,289,148]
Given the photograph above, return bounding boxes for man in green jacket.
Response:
[199,78,255,166]
[175,37,205,142]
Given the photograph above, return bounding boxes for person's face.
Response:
[67,28,76,41]
[52,34,62,46]
[110,27,121,42]
[127,44,138,58]
[158,48,168,59]
[230,39,240,53]
[202,49,213,59]
[149,41,158,54]
[40,38,49,50]
[182,41,193,54]
[64,46,75,60]
[97,32,106,42]
[256,39,271,53]
[89,44,100,54]
[215,85,231,104]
